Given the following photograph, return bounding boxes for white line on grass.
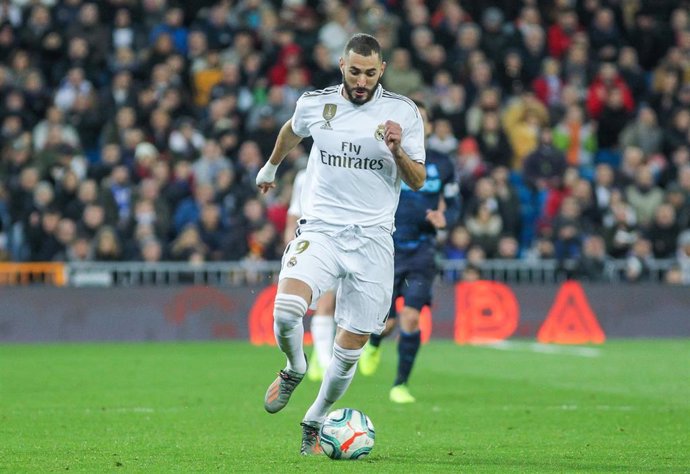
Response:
[500,404,634,411]
[84,407,155,414]
[476,340,602,358]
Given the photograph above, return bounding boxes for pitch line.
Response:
[476,340,602,357]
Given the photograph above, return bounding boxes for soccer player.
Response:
[358,103,461,404]
[284,168,335,383]
[256,33,426,455]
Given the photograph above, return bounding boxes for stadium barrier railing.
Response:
[49,258,676,287]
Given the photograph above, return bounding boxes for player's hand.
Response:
[426,209,446,229]
[256,162,278,194]
[384,120,402,155]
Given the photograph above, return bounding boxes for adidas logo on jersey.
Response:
[320,103,337,130]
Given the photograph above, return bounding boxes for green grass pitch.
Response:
[1,340,689,473]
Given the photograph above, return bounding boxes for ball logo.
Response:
[374,124,385,141]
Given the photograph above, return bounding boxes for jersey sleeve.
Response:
[290,95,312,138]
[403,106,426,164]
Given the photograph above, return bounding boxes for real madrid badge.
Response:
[375,124,385,141]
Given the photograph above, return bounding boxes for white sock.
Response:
[303,343,362,424]
[310,315,335,368]
[273,294,308,373]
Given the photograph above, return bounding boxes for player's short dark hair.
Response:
[343,34,381,59]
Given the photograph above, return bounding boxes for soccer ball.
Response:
[319,408,375,460]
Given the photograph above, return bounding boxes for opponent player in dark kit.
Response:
[359,103,460,403]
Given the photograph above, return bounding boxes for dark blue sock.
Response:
[394,330,421,386]
[369,332,383,348]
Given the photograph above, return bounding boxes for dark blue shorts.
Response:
[389,242,436,318]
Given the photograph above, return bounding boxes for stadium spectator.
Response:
[169,223,206,262]
[444,224,471,269]
[551,195,585,262]
[93,225,122,261]
[475,111,512,170]
[602,192,639,259]
[617,46,647,102]
[433,81,466,139]
[532,57,563,107]
[586,63,634,121]
[625,164,665,230]
[595,87,634,167]
[522,128,567,192]
[490,166,521,239]
[547,8,581,60]
[496,49,529,98]
[624,237,654,282]
[465,178,503,257]
[552,104,596,175]
[192,139,231,186]
[647,203,681,259]
[575,234,609,282]
[496,235,520,259]
[620,106,663,157]
[173,182,214,234]
[502,92,548,168]
[519,25,547,81]
[427,118,458,155]
[382,47,423,97]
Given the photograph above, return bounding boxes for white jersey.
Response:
[290,84,425,229]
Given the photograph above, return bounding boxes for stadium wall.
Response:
[0,283,688,343]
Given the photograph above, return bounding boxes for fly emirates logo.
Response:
[319,141,384,171]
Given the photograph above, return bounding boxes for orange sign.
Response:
[454,281,519,344]
[394,296,432,343]
[248,284,278,346]
[537,281,605,344]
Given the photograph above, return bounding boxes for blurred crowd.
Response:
[0,0,689,284]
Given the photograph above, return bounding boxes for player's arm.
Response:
[426,167,460,230]
[384,120,426,191]
[256,119,303,194]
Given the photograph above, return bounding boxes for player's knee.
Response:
[333,342,362,367]
[273,293,308,331]
[400,306,422,332]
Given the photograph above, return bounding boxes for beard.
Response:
[342,78,381,105]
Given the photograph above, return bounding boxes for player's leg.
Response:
[389,304,422,404]
[264,277,312,414]
[307,290,336,382]
[359,267,403,376]
[301,234,392,454]
[389,264,433,404]
[265,232,339,414]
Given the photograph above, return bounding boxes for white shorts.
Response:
[279,220,394,335]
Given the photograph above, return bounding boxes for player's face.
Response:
[340,51,385,105]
